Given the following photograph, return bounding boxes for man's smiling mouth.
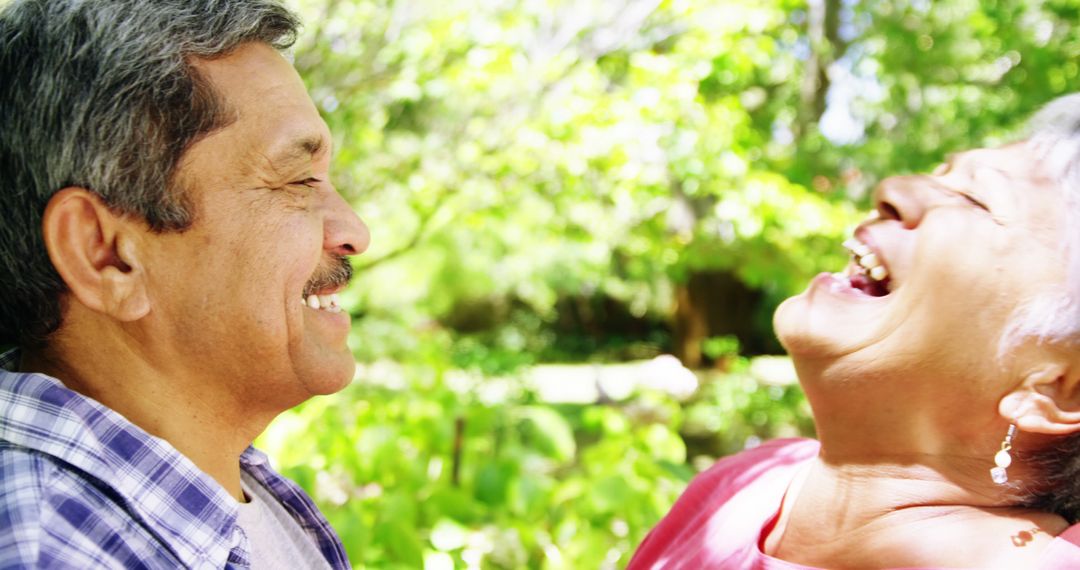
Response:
[303,293,343,312]
[301,255,352,313]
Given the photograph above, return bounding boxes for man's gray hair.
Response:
[0,0,300,347]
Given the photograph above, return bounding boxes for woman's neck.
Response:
[763,455,1070,568]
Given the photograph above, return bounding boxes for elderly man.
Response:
[0,0,367,567]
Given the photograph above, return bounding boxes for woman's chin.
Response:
[773,286,888,360]
[773,292,838,357]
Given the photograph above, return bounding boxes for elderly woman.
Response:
[628,95,1080,569]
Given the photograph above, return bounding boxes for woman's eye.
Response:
[961,192,990,212]
[291,177,321,188]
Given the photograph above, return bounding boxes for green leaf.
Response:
[516,406,576,462]
[429,518,469,551]
[473,460,515,506]
[374,521,424,568]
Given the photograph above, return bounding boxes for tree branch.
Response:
[354,190,452,271]
[797,0,848,135]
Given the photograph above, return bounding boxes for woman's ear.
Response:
[999,359,1080,436]
[42,188,150,322]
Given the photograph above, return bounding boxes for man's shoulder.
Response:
[0,442,180,568]
[0,439,120,499]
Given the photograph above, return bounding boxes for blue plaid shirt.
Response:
[0,350,350,569]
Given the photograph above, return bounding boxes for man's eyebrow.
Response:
[267,134,327,169]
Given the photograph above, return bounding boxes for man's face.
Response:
[773,143,1066,428]
[140,42,369,409]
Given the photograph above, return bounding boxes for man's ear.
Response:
[999,356,1080,436]
[42,188,150,321]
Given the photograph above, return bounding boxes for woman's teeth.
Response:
[843,238,872,258]
[842,238,890,283]
[304,293,343,313]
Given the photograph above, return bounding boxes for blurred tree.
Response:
[287,0,1080,367]
[270,1,1080,567]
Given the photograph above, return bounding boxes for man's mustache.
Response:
[302,255,353,296]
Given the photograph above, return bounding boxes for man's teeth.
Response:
[304,293,343,313]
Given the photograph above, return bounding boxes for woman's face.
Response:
[774,142,1068,434]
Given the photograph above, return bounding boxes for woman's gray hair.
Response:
[1010,93,1080,523]
[1004,94,1080,346]
[0,0,299,347]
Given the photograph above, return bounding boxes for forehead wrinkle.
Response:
[251,133,329,182]
[269,134,326,167]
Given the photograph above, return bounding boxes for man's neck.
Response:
[763,454,1069,568]
[19,341,269,502]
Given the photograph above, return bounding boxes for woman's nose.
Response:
[872,174,964,229]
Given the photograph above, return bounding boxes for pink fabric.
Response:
[627,438,1080,569]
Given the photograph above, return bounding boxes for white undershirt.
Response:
[235,472,333,570]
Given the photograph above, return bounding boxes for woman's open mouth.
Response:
[841,237,892,297]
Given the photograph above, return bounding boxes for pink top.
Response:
[627,438,1080,569]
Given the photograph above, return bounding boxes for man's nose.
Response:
[322,189,370,257]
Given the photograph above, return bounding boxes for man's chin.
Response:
[296,354,356,396]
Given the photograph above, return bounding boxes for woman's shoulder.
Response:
[691,438,820,488]
[668,437,819,519]
[708,437,820,470]
[626,438,821,570]
[1040,523,1080,567]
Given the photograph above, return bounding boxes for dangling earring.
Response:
[990,424,1017,485]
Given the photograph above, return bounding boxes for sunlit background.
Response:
[256,0,1080,567]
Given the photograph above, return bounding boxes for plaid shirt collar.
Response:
[0,349,349,569]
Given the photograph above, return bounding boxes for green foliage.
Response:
[258,348,812,568]
[700,334,740,362]
[683,359,815,459]
[285,0,1080,357]
[288,0,865,338]
[263,0,1080,567]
